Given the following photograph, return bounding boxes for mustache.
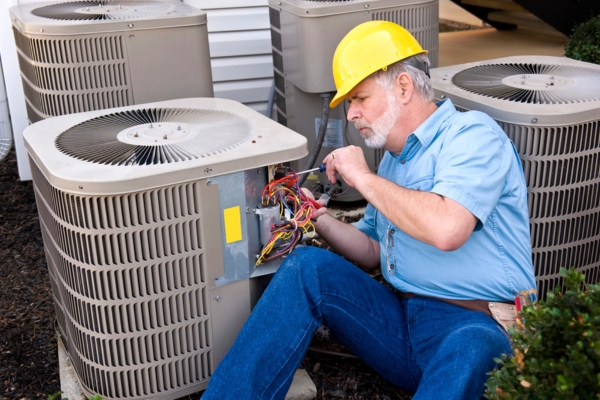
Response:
[354,121,370,130]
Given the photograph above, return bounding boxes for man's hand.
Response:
[300,187,381,269]
[300,188,329,219]
[323,146,374,188]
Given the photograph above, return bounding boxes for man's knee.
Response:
[276,246,322,276]
[445,323,512,364]
[268,246,327,293]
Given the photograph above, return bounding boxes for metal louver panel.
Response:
[501,120,600,296]
[31,0,176,21]
[56,108,253,165]
[452,63,600,104]
[12,28,132,123]
[29,159,213,399]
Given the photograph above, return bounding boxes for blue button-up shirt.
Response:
[354,99,536,302]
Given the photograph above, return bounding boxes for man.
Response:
[202,21,536,399]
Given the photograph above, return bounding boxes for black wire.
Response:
[343,100,353,147]
[299,93,332,187]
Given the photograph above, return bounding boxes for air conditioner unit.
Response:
[430,55,600,297]
[10,0,214,124]
[269,0,439,201]
[23,97,307,400]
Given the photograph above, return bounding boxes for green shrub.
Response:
[565,15,600,64]
[484,268,600,399]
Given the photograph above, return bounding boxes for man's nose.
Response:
[347,102,360,121]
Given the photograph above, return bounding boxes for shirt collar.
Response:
[411,98,456,149]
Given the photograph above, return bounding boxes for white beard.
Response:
[355,92,399,149]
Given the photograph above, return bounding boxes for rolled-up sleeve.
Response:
[353,203,378,241]
[430,113,511,226]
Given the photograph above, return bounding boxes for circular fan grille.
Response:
[56,108,253,166]
[32,0,175,21]
[451,63,600,104]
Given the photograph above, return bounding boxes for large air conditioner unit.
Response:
[269,0,439,201]
[23,97,307,400]
[10,0,214,124]
[430,55,600,297]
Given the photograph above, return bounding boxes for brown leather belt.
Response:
[394,291,505,318]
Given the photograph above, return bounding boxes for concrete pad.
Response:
[439,26,568,67]
[440,0,484,27]
[285,369,317,400]
[57,334,85,400]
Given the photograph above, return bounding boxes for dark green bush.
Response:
[565,15,600,64]
[484,268,600,399]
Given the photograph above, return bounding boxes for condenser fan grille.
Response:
[452,63,600,104]
[55,107,253,165]
[31,0,175,21]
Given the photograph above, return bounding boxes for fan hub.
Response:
[117,122,197,145]
[75,5,130,14]
[501,74,575,91]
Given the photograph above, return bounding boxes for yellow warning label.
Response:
[223,206,243,244]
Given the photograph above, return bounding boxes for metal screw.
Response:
[215,296,221,302]
[204,168,212,173]
[441,94,446,98]
[364,4,369,7]
[532,118,538,123]
[128,23,134,28]
[177,125,181,130]
[134,132,138,137]
[163,135,167,139]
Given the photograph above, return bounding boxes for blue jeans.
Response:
[201,246,512,400]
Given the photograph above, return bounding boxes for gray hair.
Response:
[372,53,434,102]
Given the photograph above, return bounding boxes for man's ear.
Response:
[395,72,413,104]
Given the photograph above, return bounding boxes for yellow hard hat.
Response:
[330,20,427,108]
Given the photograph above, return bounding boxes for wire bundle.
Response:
[256,168,317,266]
